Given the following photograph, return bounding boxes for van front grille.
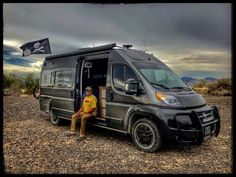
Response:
[197,110,214,123]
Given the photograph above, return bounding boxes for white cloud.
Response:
[3,3,231,78]
[30,60,43,69]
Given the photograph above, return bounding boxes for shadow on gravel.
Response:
[84,122,200,153]
[39,113,207,153]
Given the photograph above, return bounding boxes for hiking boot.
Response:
[77,136,86,141]
[66,131,76,137]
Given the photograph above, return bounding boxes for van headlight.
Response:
[155,92,182,107]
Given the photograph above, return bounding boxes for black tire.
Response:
[33,85,40,99]
[49,108,61,126]
[132,118,162,153]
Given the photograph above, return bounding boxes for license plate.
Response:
[205,126,211,135]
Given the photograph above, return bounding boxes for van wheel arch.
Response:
[128,113,162,134]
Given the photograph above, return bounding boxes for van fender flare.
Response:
[124,105,165,134]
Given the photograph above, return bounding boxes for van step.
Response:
[92,121,107,127]
[88,123,127,134]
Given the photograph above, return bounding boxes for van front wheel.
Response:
[49,109,61,126]
[132,118,162,152]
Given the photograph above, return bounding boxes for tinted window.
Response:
[64,70,73,87]
[41,70,54,87]
[112,64,125,91]
[55,70,73,87]
[125,66,137,80]
[112,64,138,92]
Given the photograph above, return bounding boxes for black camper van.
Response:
[38,43,220,152]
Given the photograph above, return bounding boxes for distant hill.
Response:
[181,77,198,85]
[181,76,217,86]
[204,77,217,81]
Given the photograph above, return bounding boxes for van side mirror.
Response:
[125,78,139,95]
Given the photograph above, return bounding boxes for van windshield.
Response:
[133,62,191,91]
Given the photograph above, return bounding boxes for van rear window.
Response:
[41,70,54,87]
[55,70,73,88]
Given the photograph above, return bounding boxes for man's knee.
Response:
[72,113,79,120]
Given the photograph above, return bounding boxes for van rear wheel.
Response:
[132,118,162,152]
[49,109,61,126]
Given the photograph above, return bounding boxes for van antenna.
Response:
[143,40,148,52]
[143,40,150,60]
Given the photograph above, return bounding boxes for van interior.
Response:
[81,58,108,117]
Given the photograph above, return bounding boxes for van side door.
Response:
[50,69,75,118]
[106,63,141,130]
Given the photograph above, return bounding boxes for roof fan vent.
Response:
[123,44,133,49]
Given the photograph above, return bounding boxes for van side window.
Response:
[125,65,137,81]
[112,64,138,92]
[112,64,125,91]
[64,70,73,87]
[41,70,54,87]
[55,70,73,87]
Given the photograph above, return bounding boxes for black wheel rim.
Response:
[134,123,155,148]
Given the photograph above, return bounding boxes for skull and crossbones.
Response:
[33,42,45,53]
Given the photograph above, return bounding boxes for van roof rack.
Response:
[45,43,116,60]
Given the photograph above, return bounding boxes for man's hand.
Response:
[77,107,84,114]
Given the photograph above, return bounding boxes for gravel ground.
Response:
[3,94,232,174]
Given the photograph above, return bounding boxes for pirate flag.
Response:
[20,38,52,57]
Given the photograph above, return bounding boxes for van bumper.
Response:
[157,105,220,144]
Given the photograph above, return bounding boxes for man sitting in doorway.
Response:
[66,86,97,141]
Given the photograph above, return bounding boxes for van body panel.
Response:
[40,57,77,118]
[39,95,52,113]
[173,91,206,107]
[38,43,220,151]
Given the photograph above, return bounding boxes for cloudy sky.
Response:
[3,3,231,79]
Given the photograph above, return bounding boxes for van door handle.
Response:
[70,90,74,98]
[109,90,114,100]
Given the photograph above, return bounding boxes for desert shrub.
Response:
[193,78,231,96]
[3,74,21,93]
[193,79,208,88]
[192,87,209,94]
[3,73,39,95]
[3,74,14,89]
[24,74,40,94]
[208,78,231,96]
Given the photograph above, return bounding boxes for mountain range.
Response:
[181,76,217,85]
